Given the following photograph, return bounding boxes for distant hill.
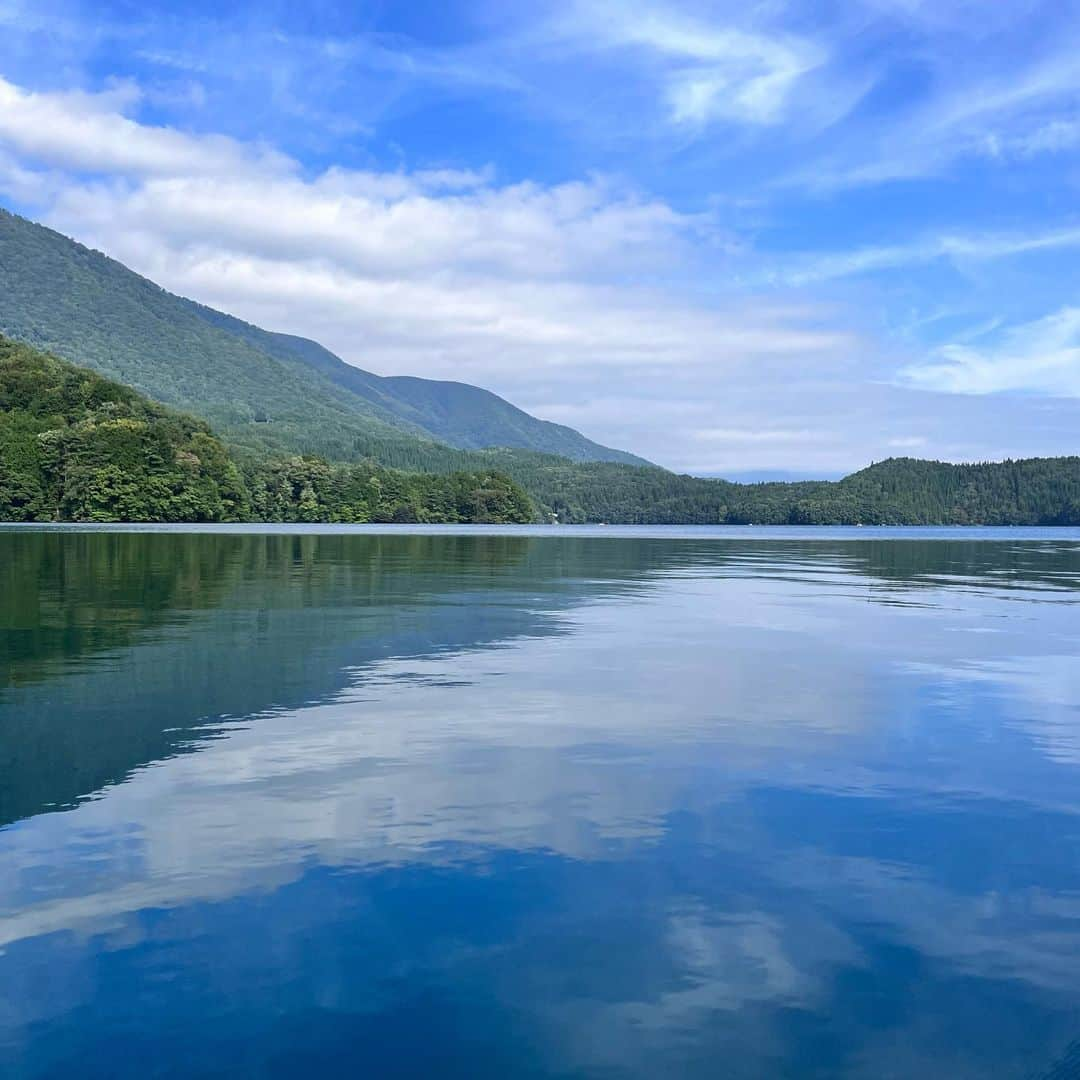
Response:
[492,453,1080,525]
[0,207,647,468]
[825,456,1080,525]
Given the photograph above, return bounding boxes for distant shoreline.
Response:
[4,523,1080,540]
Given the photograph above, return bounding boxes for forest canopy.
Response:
[490,452,1080,526]
[0,337,534,524]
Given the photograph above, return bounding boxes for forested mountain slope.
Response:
[186,301,649,465]
[3,332,1076,524]
[0,208,643,466]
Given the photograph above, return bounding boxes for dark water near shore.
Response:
[2,527,1080,1079]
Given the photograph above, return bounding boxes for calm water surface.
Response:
[2,527,1080,1078]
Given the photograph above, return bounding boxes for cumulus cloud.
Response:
[0,75,289,178]
[49,171,695,279]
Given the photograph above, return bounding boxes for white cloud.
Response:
[631,19,820,126]
[1017,117,1080,155]
[772,224,1080,284]
[787,35,1080,191]
[551,1,822,127]
[0,75,289,178]
[49,171,695,280]
[902,308,1080,397]
[2,53,1079,474]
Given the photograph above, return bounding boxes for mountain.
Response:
[0,207,647,467]
[0,335,534,524]
[185,301,648,464]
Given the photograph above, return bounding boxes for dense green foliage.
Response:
[0,338,534,523]
[0,207,642,465]
[244,457,534,524]
[0,336,248,522]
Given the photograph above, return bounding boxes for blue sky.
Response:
[1,0,1079,475]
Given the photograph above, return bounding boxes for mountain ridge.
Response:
[0,207,647,468]
[183,299,649,465]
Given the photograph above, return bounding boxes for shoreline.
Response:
[4,522,1080,540]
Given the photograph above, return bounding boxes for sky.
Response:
[1,0,1079,476]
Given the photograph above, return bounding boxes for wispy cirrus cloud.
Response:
[902,308,1080,397]
[768,223,1080,285]
[550,1,824,127]
[784,18,1080,191]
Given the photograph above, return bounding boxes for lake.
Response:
[2,526,1080,1079]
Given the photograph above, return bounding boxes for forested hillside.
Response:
[0,338,533,524]
[484,452,1080,525]
[186,300,649,465]
[0,208,642,466]
[803,457,1080,525]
